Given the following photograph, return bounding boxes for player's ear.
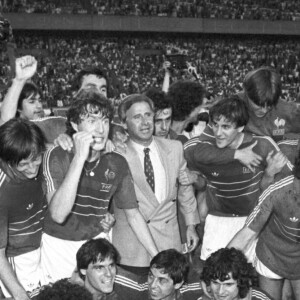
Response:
[174,280,184,290]
[80,269,87,276]
[71,122,79,132]
[237,126,244,133]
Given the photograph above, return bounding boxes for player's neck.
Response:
[229,132,244,150]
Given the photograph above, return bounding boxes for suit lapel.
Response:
[126,140,159,206]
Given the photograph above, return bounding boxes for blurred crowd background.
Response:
[1,0,300,21]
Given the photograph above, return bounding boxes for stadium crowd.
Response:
[1,0,300,21]
[1,33,300,108]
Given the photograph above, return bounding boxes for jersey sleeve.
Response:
[113,159,138,210]
[0,207,8,249]
[184,125,235,169]
[43,147,68,194]
[246,178,281,232]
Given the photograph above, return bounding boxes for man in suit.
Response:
[113,94,200,275]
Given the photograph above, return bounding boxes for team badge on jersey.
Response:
[242,167,253,174]
[104,168,116,181]
[273,117,286,136]
[26,203,34,210]
[100,183,112,192]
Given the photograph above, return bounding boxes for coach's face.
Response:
[124,101,154,146]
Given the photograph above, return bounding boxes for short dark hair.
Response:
[75,67,110,96]
[201,248,257,298]
[209,96,249,128]
[37,278,93,300]
[144,88,170,113]
[17,82,40,112]
[118,94,155,123]
[167,80,205,121]
[150,249,189,285]
[243,66,281,107]
[0,118,46,166]
[77,238,119,280]
[66,89,114,136]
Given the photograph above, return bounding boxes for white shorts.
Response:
[40,232,110,285]
[254,254,282,279]
[201,214,256,263]
[0,248,42,298]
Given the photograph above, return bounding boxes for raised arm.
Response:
[46,131,92,223]
[0,55,37,125]
[184,126,262,170]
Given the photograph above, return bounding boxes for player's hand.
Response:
[73,131,93,162]
[15,55,37,82]
[104,139,116,153]
[179,169,200,186]
[234,141,262,172]
[201,281,212,299]
[186,225,199,252]
[100,213,116,233]
[54,133,74,152]
[265,150,288,177]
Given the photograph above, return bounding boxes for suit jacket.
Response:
[112,137,199,267]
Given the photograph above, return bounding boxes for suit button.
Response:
[147,220,150,224]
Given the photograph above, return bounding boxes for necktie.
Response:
[144,148,155,192]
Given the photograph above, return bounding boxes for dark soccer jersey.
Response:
[43,146,138,241]
[0,161,47,257]
[247,175,300,279]
[185,133,293,216]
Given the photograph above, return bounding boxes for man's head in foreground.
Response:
[148,249,189,300]
[77,238,119,297]
[0,118,46,179]
[201,248,256,300]
[66,89,113,153]
[118,93,155,147]
[145,87,172,139]
[37,278,93,300]
[210,97,249,149]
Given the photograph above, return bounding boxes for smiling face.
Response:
[211,116,244,149]
[148,268,180,300]
[154,108,172,138]
[15,154,42,179]
[124,101,154,146]
[81,257,116,296]
[80,75,107,97]
[209,273,240,300]
[19,93,44,120]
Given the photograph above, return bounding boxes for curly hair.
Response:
[209,96,249,128]
[167,80,205,122]
[150,249,189,285]
[144,88,170,113]
[201,248,257,298]
[243,66,281,108]
[66,88,114,136]
[37,278,93,300]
